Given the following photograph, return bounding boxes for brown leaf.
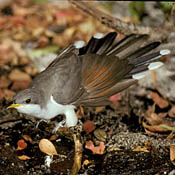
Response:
[0,76,11,88]
[3,89,15,101]
[83,120,94,134]
[49,135,57,141]
[149,91,169,109]
[94,129,107,142]
[142,122,169,133]
[109,93,121,102]
[22,135,32,143]
[0,89,4,101]
[133,146,149,152]
[39,139,58,156]
[85,140,105,155]
[144,112,166,126]
[17,139,27,150]
[18,155,31,160]
[170,145,175,162]
[11,80,30,90]
[168,106,175,118]
[76,106,84,119]
[95,106,105,114]
[8,69,32,82]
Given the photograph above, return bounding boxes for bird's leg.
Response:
[52,119,66,134]
[36,119,48,128]
[52,108,78,133]
[65,108,78,127]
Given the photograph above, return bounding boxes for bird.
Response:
[7,32,170,131]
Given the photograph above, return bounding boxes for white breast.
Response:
[16,96,78,127]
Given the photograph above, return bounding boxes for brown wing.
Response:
[72,54,136,106]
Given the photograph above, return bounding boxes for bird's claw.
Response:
[52,119,66,134]
[36,119,48,129]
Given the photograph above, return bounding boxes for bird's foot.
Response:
[36,119,48,129]
[52,119,66,134]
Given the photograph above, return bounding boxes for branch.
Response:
[68,0,169,41]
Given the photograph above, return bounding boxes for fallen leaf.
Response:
[22,135,33,143]
[82,159,93,169]
[11,80,30,90]
[142,122,170,133]
[18,155,31,160]
[85,140,105,155]
[76,106,84,119]
[0,76,11,88]
[0,89,4,101]
[144,112,165,125]
[149,91,169,109]
[133,146,149,153]
[168,106,175,118]
[49,135,57,141]
[94,129,107,142]
[108,148,121,152]
[170,145,175,162]
[83,120,94,134]
[17,139,27,150]
[95,106,105,114]
[39,139,58,156]
[8,69,32,82]
[3,89,15,101]
[109,93,121,102]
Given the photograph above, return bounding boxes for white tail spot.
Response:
[132,72,147,80]
[160,49,170,55]
[74,40,85,48]
[93,33,104,39]
[148,62,164,70]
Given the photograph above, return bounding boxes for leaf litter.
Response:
[0,1,174,175]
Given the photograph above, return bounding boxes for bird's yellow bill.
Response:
[7,104,22,109]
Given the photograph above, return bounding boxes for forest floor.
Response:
[0,1,175,175]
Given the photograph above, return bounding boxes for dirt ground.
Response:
[0,1,175,175]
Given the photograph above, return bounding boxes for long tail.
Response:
[72,32,170,106]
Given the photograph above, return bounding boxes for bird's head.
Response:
[7,88,42,116]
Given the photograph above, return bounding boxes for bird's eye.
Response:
[25,98,31,104]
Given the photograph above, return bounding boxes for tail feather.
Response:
[79,32,117,55]
[106,34,149,57]
[126,42,160,62]
[72,32,170,106]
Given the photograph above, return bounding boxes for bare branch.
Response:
[68,0,169,41]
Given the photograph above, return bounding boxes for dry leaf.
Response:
[17,139,27,150]
[9,69,31,82]
[95,106,105,114]
[39,139,58,156]
[170,145,175,162]
[11,80,31,90]
[18,155,31,160]
[94,129,107,142]
[83,120,94,134]
[149,91,169,109]
[145,113,164,126]
[0,76,11,88]
[142,122,169,133]
[82,159,93,169]
[109,93,121,102]
[133,146,150,153]
[168,106,175,118]
[22,135,32,143]
[85,140,105,155]
[49,135,57,141]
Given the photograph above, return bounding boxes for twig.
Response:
[72,133,83,175]
[68,0,169,41]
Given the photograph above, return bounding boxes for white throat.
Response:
[16,96,78,127]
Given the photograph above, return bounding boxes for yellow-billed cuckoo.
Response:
[7,32,170,130]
